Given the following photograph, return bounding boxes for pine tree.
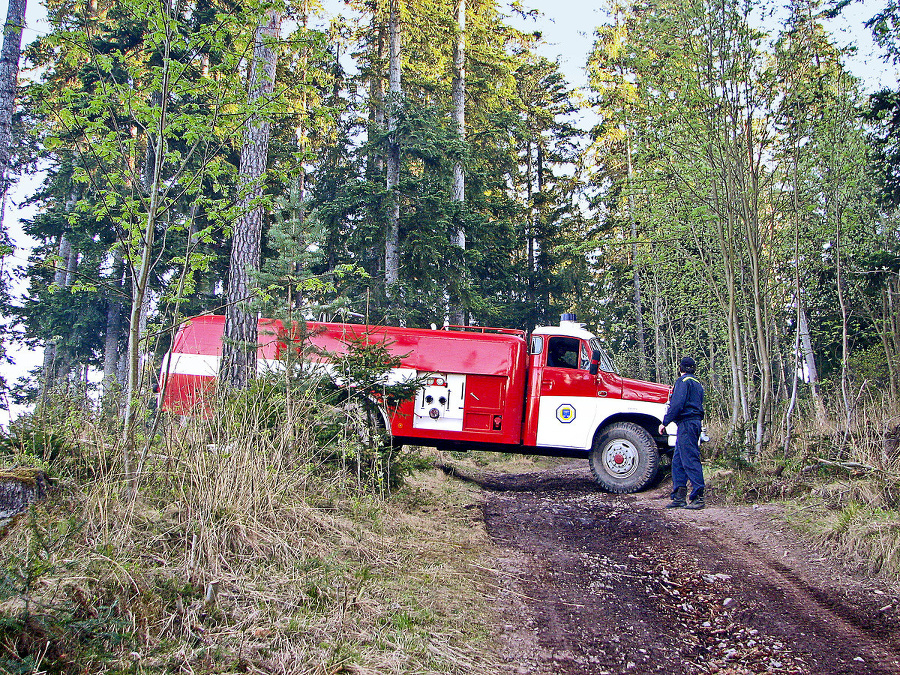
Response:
[222,9,282,388]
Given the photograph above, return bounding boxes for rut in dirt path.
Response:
[464,461,900,675]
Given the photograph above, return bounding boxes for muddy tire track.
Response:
[471,462,900,675]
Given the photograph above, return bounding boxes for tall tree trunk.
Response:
[885,273,900,403]
[102,248,125,408]
[122,14,173,457]
[0,0,25,235]
[784,167,803,453]
[746,208,771,455]
[384,0,401,317]
[40,233,72,395]
[624,117,647,379]
[834,203,851,424]
[221,10,281,387]
[525,140,534,316]
[371,5,386,175]
[536,143,549,313]
[653,269,664,382]
[711,181,749,432]
[742,129,773,456]
[448,0,466,326]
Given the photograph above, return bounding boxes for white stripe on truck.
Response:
[162,352,418,385]
[162,352,220,377]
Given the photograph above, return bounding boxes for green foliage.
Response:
[846,344,893,391]
[584,0,900,444]
[328,332,423,407]
[16,0,336,398]
[307,2,582,329]
[0,424,72,465]
[5,0,898,463]
[866,90,900,207]
[322,332,432,492]
[210,330,428,493]
[0,512,130,673]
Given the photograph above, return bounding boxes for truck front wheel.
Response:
[589,422,660,493]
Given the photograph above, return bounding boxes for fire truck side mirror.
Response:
[589,349,601,376]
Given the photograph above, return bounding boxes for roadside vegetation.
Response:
[706,397,900,583]
[0,375,501,674]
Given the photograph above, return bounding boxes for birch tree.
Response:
[0,0,25,225]
[384,0,401,317]
[448,0,466,325]
[0,0,26,390]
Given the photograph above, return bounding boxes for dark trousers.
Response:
[672,418,704,501]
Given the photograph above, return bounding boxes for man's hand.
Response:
[659,424,666,435]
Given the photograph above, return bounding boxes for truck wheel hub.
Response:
[603,440,638,477]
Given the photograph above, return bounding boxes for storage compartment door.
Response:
[412,373,466,431]
[463,374,506,432]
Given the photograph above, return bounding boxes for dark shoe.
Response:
[666,487,687,508]
[685,489,705,510]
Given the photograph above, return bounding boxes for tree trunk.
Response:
[450,0,465,219]
[384,0,401,316]
[653,271,665,382]
[371,5,386,175]
[122,16,173,457]
[834,203,851,424]
[0,0,25,234]
[448,0,466,326]
[624,118,647,379]
[40,233,72,394]
[536,143,550,313]
[221,10,281,388]
[102,248,125,407]
[525,140,534,314]
[885,273,900,403]
[711,181,749,432]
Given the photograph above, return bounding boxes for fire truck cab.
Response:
[158,313,675,493]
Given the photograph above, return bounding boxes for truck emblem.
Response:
[556,404,576,423]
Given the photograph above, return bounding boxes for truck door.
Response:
[535,336,603,450]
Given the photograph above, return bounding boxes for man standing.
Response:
[659,357,706,509]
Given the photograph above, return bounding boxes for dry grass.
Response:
[0,391,502,674]
[716,397,900,583]
[784,499,900,580]
[441,450,563,473]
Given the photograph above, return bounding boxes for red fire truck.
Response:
[158,313,676,493]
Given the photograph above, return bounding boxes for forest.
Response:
[0,0,895,453]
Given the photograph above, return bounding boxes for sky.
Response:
[0,0,896,426]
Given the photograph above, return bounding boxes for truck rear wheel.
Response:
[589,422,659,494]
[343,397,393,450]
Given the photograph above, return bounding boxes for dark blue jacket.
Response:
[663,374,705,425]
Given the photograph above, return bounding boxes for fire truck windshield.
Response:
[589,338,618,374]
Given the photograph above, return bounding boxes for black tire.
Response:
[344,397,393,450]
[589,422,660,493]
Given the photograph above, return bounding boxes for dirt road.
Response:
[465,461,900,675]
